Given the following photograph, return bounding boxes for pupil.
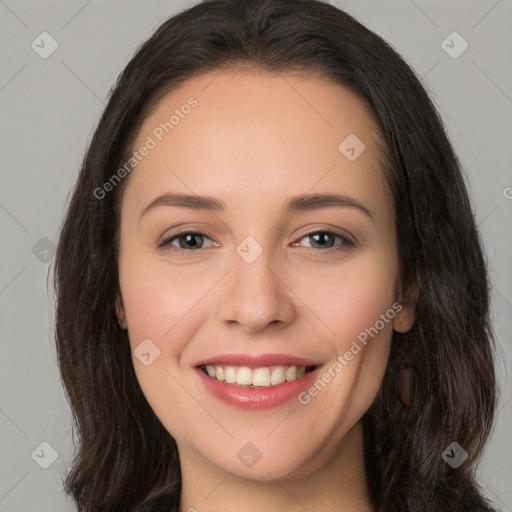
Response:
[181,233,201,249]
[311,232,333,249]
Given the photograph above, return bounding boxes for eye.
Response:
[294,231,355,253]
[158,231,216,255]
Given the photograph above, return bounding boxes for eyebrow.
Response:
[140,191,373,219]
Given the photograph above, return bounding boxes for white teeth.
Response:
[203,364,310,387]
[270,366,286,385]
[236,367,253,386]
[224,366,237,383]
[252,367,271,387]
[214,366,225,382]
[285,366,297,382]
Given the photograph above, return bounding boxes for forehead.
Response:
[124,67,391,220]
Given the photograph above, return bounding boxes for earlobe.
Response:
[393,280,416,333]
[393,302,415,333]
[115,293,127,330]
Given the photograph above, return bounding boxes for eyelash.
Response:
[157,229,355,257]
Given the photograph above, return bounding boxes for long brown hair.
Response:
[53,0,499,510]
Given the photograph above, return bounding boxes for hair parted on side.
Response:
[53,0,499,510]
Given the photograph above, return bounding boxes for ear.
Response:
[115,293,127,330]
[393,279,416,333]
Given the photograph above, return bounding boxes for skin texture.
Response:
[115,67,415,512]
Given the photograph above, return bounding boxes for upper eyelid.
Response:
[159,228,217,246]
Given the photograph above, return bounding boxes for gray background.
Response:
[0,0,511,510]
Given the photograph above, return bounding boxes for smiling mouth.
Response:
[199,364,317,387]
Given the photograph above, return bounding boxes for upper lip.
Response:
[195,353,322,368]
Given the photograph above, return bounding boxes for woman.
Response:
[53,0,498,510]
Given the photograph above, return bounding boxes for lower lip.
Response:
[195,367,321,410]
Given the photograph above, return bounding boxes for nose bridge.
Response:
[217,239,295,332]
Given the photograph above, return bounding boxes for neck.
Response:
[178,420,375,512]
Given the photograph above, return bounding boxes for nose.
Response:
[216,247,296,334]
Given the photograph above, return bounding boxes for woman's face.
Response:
[116,68,414,480]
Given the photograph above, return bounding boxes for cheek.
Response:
[118,256,208,437]
[118,255,207,348]
[297,250,398,351]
